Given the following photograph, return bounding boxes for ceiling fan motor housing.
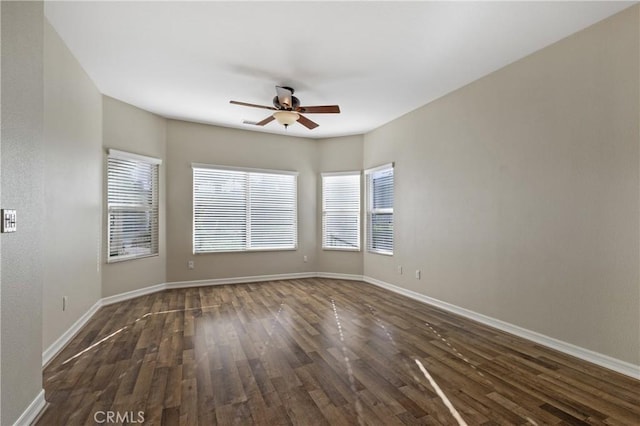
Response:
[273,95,300,110]
[273,96,300,110]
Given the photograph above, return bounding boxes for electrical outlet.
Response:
[303,255,308,263]
[415,270,421,279]
[63,296,68,311]
[188,260,194,270]
[397,265,403,275]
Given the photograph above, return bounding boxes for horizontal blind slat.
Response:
[322,173,360,250]
[107,155,159,261]
[193,167,297,253]
[366,166,394,254]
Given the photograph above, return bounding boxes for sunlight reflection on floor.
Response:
[330,298,365,426]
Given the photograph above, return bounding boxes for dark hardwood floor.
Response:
[38,278,639,425]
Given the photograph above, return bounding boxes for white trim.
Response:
[42,300,102,367]
[167,272,317,289]
[364,162,394,175]
[101,282,167,306]
[362,275,640,379]
[321,170,361,177]
[106,252,159,264]
[192,162,299,176]
[108,148,162,165]
[193,247,298,255]
[316,272,363,281]
[13,389,46,426]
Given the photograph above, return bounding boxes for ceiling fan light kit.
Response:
[273,110,300,128]
[230,86,340,130]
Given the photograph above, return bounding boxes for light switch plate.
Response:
[1,209,16,233]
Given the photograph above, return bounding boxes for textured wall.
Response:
[363,6,640,364]
[1,2,45,424]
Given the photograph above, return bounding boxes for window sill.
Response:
[193,247,298,255]
[107,253,159,264]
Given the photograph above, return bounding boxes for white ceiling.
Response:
[45,1,634,139]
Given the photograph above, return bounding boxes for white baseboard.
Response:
[13,389,46,426]
[362,275,640,379]
[316,272,364,281]
[167,272,317,290]
[42,300,102,367]
[101,282,167,306]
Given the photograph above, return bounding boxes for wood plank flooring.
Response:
[38,278,639,425]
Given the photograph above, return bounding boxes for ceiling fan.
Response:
[230,86,340,130]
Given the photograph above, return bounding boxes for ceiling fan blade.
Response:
[297,105,341,114]
[275,86,294,108]
[230,100,276,111]
[297,114,319,130]
[255,115,275,126]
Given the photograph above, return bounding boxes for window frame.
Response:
[365,162,394,256]
[107,149,161,263]
[321,171,361,251]
[192,163,298,254]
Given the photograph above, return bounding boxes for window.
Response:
[107,149,161,262]
[322,172,360,250]
[193,164,297,253]
[365,163,394,255]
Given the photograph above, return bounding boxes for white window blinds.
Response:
[322,172,360,250]
[107,149,161,262]
[365,163,394,255]
[193,165,297,253]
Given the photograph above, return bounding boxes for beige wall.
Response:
[43,21,102,351]
[364,6,640,364]
[316,135,364,275]
[166,120,317,282]
[102,96,167,297]
[1,2,45,424]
